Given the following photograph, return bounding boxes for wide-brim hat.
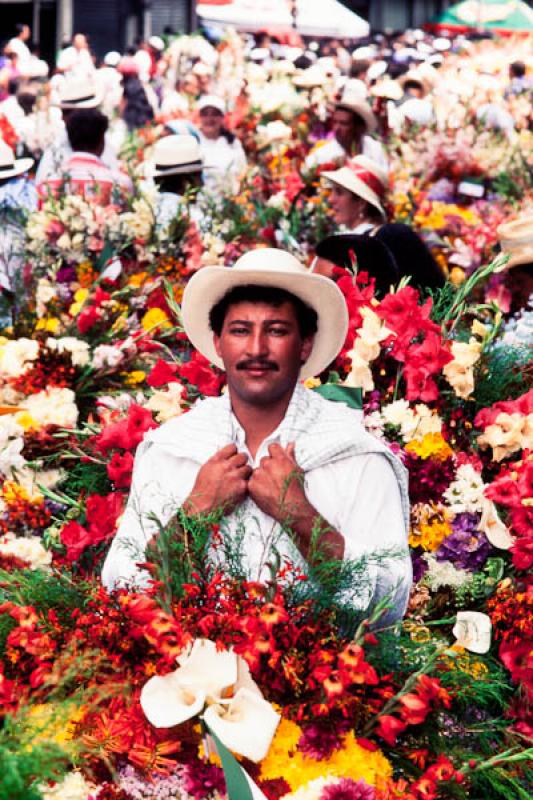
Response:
[322,155,387,217]
[150,134,204,177]
[0,141,34,179]
[293,65,327,88]
[181,248,349,380]
[315,233,398,296]
[497,216,533,268]
[57,78,102,109]
[335,93,377,134]
[197,94,226,114]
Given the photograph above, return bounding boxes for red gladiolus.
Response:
[60,520,93,562]
[147,359,180,388]
[179,352,224,396]
[107,451,134,489]
[375,714,407,745]
[511,536,533,570]
[399,692,430,725]
[86,492,124,544]
[77,304,102,334]
[499,640,533,690]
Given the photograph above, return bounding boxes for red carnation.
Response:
[60,520,93,562]
[77,305,101,334]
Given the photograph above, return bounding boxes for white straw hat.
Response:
[197,95,226,114]
[57,78,102,109]
[150,134,204,177]
[0,140,34,179]
[322,155,388,217]
[335,85,377,133]
[104,51,121,67]
[497,215,533,268]
[181,248,349,380]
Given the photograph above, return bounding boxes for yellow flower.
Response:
[14,411,39,431]
[69,288,90,316]
[128,271,149,288]
[122,370,146,386]
[304,377,321,389]
[2,481,31,504]
[141,307,172,332]
[405,433,453,461]
[409,519,452,551]
[35,317,60,334]
[261,722,391,792]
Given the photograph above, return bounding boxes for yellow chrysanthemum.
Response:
[304,377,321,389]
[14,411,39,431]
[123,370,146,386]
[141,307,172,332]
[409,519,452,551]
[21,702,84,753]
[405,433,453,462]
[128,271,149,288]
[260,723,392,792]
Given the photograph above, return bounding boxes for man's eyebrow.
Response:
[227,318,294,325]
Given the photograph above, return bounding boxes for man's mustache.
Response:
[237,359,279,371]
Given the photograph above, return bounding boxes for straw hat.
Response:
[149,135,204,177]
[181,248,349,380]
[293,65,326,89]
[371,78,403,101]
[335,84,377,134]
[57,77,102,109]
[0,140,34,180]
[497,215,533,268]
[197,95,226,114]
[322,155,388,217]
[104,51,121,67]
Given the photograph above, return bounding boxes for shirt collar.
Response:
[229,382,308,453]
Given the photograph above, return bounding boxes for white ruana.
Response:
[140,638,280,763]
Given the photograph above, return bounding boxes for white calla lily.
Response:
[203,688,281,763]
[140,671,206,728]
[174,638,238,701]
[479,499,514,550]
[453,611,492,654]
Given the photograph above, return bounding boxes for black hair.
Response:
[15,24,28,37]
[209,285,318,339]
[7,77,19,96]
[510,61,526,78]
[121,75,154,131]
[155,171,202,195]
[66,108,108,153]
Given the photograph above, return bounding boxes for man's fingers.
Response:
[229,452,249,468]
[286,442,297,461]
[216,443,239,459]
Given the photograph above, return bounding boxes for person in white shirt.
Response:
[102,248,411,624]
[305,82,388,173]
[148,133,204,229]
[197,95,247,193]
[7,25,32,73]
[56,33,95,80]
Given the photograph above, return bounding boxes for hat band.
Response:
[62,94,97,104]
[155,159,203,172]
[0,162,16,173]
[346,165,385,198]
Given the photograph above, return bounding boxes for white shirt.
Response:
[305,135,389,174]
[35,129,120,184]
[199,133,247,192]
[102,387,411,622]
[57,46,95,79]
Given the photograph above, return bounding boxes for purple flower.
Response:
[56,265,77,284]
[436,512,491,571]
[182,761,225,799]
[412,551,429,583]
[321,778,376,800]
[298,722,345,759]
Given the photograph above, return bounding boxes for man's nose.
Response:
[246,329,268,356]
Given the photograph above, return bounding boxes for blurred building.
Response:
[345,1,454,31]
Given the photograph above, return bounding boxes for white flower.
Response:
[0,437,25,478]
[22,387,78,429]
[46,337,90,367]
[0,534,52,571]
[39,771,96,800]
[423,553,473,590]
[36,279,57,317]
[145,383,186,422]
[380,400,442,441]
[0,338,39,378]
[453,611,491,654]
[443,464,486,513]
[92,344,125,370]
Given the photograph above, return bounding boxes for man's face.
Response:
[214,301,313,408]
[74,34,87,51]
[332,108,361,149]
[21,26,30,41]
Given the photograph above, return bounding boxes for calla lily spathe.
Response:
[140,638,280,762]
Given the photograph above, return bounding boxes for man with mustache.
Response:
[102,249,411,622]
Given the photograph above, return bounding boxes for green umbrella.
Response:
[432,0,533,33]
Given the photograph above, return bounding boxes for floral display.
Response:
[0,24,532,800]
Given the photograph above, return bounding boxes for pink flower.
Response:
[321,778,376,800]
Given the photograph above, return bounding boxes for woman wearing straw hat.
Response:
[196,95,247,193]
[0,140,36,295]
[148,134,205,229]
[321,155,445,291]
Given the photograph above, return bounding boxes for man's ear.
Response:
[300,336,314,364]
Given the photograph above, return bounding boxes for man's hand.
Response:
[248,442,345,561]
[183,444,251,516]
[248,442,309,523]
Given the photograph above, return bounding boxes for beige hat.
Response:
[150,134,204,177]
[57,78,102,109]
[335,84,377,134]
[371,78,403,101]
[181,248,349,380]
[399,68,434,96]
[293,65,327,89]
[0,140,34,180]
[322,155,387,217]
[497,215,533,268]
[197,94,226,114]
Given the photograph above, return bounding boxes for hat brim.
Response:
[181,266,349,380]
[335,101,377,133]
[151,163,205,177]
[0,157,34,179]
[322,168,385,217]
[57,92,103,109]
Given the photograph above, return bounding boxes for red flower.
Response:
[60,520,93,562]
[77,304,102,334]
[510,505,533,537]
[398,692,430,725]
[485,477,521,508]
[511,537,533,571]
[375,714,407,745]
[499,640,533,690]
[95,403,157,454]
[179,352,224,396]
[107,451,134,489]
[147,359,180,388]
[86,492,124,543]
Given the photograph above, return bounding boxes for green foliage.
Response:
[469,764,533,800]
[0,716,70,800]
[0,569,89,629]
[473,343,532,409]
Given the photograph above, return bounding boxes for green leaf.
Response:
[205,726,255,800]
[313,384,363,410]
